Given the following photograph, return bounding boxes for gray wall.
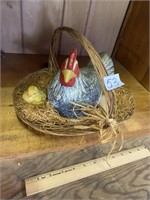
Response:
[1,0,129,55]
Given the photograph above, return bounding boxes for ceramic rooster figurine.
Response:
[48,49,114,118]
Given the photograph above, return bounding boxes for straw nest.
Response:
[13,27,135,150]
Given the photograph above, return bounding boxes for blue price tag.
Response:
[104,73,124,91]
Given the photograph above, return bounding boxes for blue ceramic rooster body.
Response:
[48,50,114,118]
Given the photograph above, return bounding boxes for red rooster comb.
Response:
[67,49,77,70]
[60,48,79,87]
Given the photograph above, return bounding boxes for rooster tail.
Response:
[87,52,114,75]
[99,52,114,75]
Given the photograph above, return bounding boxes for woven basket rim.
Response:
[13,68,135,137]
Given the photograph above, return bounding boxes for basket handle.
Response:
[48,27,116,118]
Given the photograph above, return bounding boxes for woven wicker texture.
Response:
[13,27,135,143]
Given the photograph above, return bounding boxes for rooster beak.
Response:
[62,69,76,83]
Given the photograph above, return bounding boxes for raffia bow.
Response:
[72,102,123,154]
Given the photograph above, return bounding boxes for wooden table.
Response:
[1,54,150,199]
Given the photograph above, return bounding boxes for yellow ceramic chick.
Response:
[23,85,46,105]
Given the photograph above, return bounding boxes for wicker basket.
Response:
[13,27,135,142]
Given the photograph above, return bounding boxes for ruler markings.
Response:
[25,146,150,196]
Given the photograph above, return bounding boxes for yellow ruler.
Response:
[25,145,150,196]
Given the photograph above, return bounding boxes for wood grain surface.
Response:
[0,136,150,199]
[1,1,23,53]
[114,1,149,91]
[82,0,129,55]
[1,0,129,55]
[22,0,64,54]
[60,0,91,55]
[1,54,150,160]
